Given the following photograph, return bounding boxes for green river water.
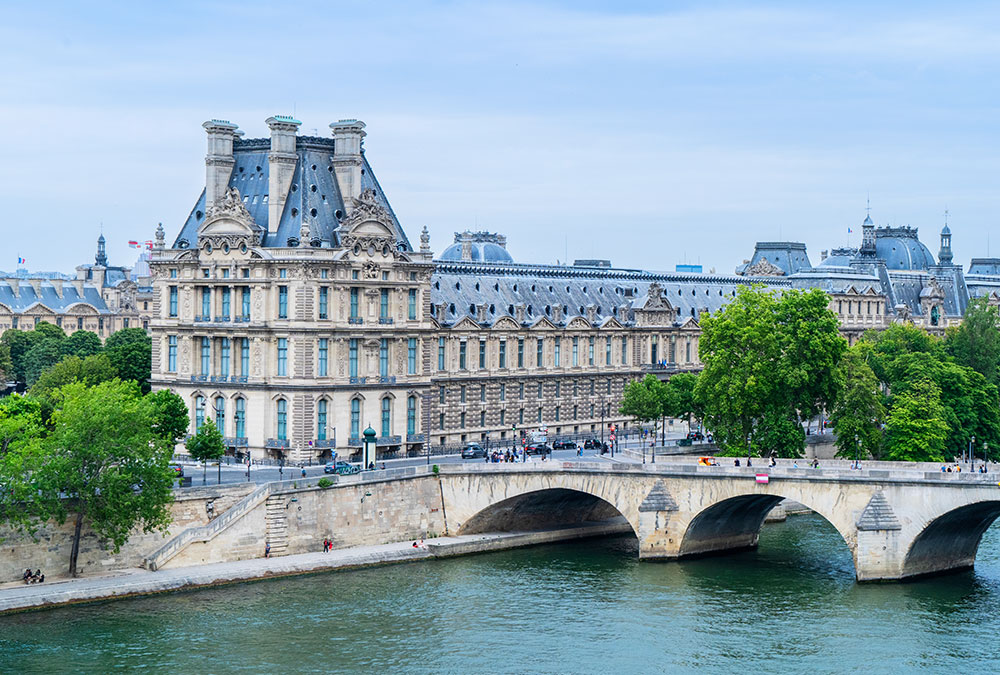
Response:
[2,514,1000,674]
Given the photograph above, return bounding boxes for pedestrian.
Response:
[746,457,752,467]
[265,542,271,558]
[301,465,307,478]
[734,458,740,467]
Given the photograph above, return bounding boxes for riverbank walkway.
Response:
[0,520,627,615]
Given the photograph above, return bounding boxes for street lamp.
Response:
[970,435,976,471]
[362,425,377,470]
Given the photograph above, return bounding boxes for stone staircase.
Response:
[265,495,289,556]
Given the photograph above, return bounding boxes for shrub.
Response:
[317,477,333,489]
[432,464,440,475]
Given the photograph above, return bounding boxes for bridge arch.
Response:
[902,500,1000,579]
[457,487,636,538]
[677,492,855,561]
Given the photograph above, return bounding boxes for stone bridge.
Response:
[436,461,1000,581]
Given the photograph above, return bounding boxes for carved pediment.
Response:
[530,316,557,330]
[492,316,520,331]
[599,316,624,329]
[198,187,261,249]
[567,317,591,330]
[340,189,404,259]
[451,317,481,331]
[744,258,785,277]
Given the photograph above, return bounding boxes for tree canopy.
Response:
[104,328,152,393]
[620,374,669,424]
[187,418,225,484]
[946,297,1000,387]
[830,347,885,460]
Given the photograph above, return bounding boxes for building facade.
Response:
[149,115,1000,462]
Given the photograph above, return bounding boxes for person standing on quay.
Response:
[265,542,271,558]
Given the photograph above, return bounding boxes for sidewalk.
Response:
[0,521,628,615]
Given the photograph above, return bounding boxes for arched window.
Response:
[407,395,417,435]
[195,395,205,430]
[381,397,392,437]
[215,396,225,432]
[317,399,327,441]
[276,399,287,440]
[235,398,246,438]
[351,398,360,438]
[931,305,940,326]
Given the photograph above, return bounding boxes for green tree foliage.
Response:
[830,348,885,460]
[0,340,11,384]
[29,354,117,412]
[104,328,152,393]
[620,374,670,423]
[1,329,33,386]
[883,379,949,462]
[2,324,71,388]
[38,380,175,576]
[0,395,48,533]
[147,389,190,447]
[186,418,225,484]
[61,330,103,359]
[665,372,700,422]
[696,285,845,457]
[946,297,1000,387]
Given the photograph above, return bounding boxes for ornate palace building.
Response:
[148,115,1000,462]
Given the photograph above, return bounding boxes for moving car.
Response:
[461,443,486,459]
[525,443,551,456]
[325,461,360,475]
[583,438,608,451]
[170,464,184,477]
[552,440,577,450]
[687,431,705,442]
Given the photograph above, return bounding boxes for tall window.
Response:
[408,289,417,320]
[381,397,391,437]
[554,337,561,367]
[380,288,389,319]
[460,412,466,429]
[241,287,251,320]
[240,338,249,375]
[499,340,507,369]
[459,341,467,370]
[169,286,178,317]
[319,287,329,319]
[500,383,506,401]
[408,338,417,375]
[500,409,506,425]
[351,398,360,438]
[317,399,327,440]
[349,339,358,377]
[200,337,210,375]
[686,341,692,362]
[517,338,524,368]
[350,288,359,318]
[221,288,231,320]
[278,286,288,319]
[519,383,524,400]
[195,396,205,430]
[276,399,287,440]
[621,336,628,365]
[555,382,561,397]
[235,398,246,438]
[555,406,560,422]
[519,408,524,424]
[407,396,417,435]
[460,386,467,403]
[606,337,612,365]
[168,336,177,372]
[651,335,658,364]
[215,396,225,431]
[318,338,329,376]
[438,337,445,371]
[572,337,579,366]
[479,339,486,369]
[380,339,389,377]
[480,411,486,427]
[536,338,543,368]
[589,337,595,366]
[201,288,211,319]
[537,383,543,399]
[480,384,486,402]
[439,387,446,404]
[277,338,287,376]
[220,338,230,377]
[537,408,543,423]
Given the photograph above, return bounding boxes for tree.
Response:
[29,354,117,412]
[61,330,103,359]
[830,348,885,460]
[883,379,949,462]
[104,328,152,393]
[39,380,175,576]
[621,374,673,446]
[1,329,33,387]
[2,323,68,389]
[0,395,49,535]
[946,297,1000,387]
[147,389,190,448]
[665,372,701,426]
[187,418,225,484]
[696,285,845,457]
[0,340,11,385]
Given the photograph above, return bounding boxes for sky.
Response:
[2,0,999,275]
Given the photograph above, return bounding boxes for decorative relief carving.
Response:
[363,261,380,279]
[743,259,785,277]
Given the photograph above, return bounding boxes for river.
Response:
[3,514,1000,673]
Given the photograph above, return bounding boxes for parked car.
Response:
[687,431,705,442]
[525,443,551,456]
[552,439,577,450]
[582,438,607,451]
[170,464,184,477]
[461,443,487,459]
[325,461,360,475]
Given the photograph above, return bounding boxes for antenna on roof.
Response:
[944,208,949,226]
[866,193,871,217]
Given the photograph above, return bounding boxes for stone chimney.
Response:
[329,119,366,207]
[202,119,240,208]
[52,279,63,298]
[7,278,19,298]
[28,279,41,296]
[266,115,301,235]
[72,279,85,297]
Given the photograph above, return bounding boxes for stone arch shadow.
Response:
[677,493,853,560]
[902,500,1000,579]
[457,488,638,539]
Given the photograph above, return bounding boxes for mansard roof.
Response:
[172,139,409,252]
[0,280,108,314]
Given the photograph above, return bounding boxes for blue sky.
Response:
[2,1,999,274]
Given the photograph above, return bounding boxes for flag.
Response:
[17,257,25,265]
[128,240,141,248]
[848,227,853,233]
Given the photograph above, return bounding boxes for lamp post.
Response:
[969,435,975,472]
[362,425,377,471]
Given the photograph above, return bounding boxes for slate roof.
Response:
[171,138,410,252]
[874,227,936,271]
[0,280,109,314]
[736,241,812,276]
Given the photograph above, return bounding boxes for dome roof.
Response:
[874,227,935,271]
[439,241,514,263]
